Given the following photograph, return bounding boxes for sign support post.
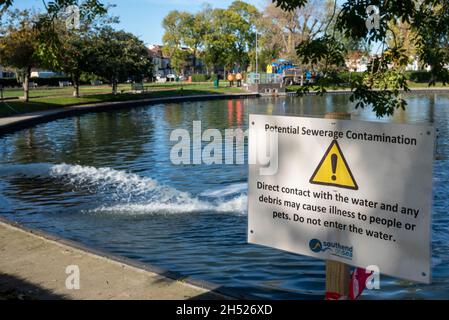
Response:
[324,112,351,300]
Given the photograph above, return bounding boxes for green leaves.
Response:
[350,85,408,118]
[296,35,346,68]
[162,1,259,74]
[1,2,149,97]
[0,10,40,71]
[348,48,410,117]
[272,0,309,11]
[94,28,153,89]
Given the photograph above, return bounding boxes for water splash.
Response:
[200,183,247,198]
[0,163,247,215]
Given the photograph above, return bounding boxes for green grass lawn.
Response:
[0,82,245,118]
[1,82,224,98]
[407,81,447,88]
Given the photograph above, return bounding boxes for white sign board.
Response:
[248,114,434,283]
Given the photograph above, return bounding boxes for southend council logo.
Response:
[309,239,353,260]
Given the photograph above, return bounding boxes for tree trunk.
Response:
[192,48,197,74]
[288,32,294,60]
[23,67,31,102]
[73,75,80,98]
[112,80,118,95]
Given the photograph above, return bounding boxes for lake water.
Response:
[0,94,448,299]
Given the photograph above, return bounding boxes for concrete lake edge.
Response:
[0,218,243,300]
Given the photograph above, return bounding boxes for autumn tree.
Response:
[0,9,41,102]
[47,3,112,97]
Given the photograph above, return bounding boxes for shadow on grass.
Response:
[0,273,68,300]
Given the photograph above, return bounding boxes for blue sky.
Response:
[12,0,264,46]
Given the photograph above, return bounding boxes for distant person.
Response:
[227,73,235,87]
[236,72,243,87]
[305,70,312,83]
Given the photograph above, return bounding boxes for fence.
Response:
[246,72,283,85]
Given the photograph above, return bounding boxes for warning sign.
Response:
[266,64,273,74]
[248,114,435,283]
[310,140,358,190]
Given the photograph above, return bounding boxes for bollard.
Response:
[324,111,351,300]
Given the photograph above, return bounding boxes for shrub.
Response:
[337,71,364,84]
[29,77,73,86]
[210,73,220,81]
[405,71,432,83]
[191,74,210,82]
[0,78,20,87]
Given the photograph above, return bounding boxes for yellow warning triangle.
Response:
[309,140,358,190]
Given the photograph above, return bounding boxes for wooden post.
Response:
[324,111,351,300]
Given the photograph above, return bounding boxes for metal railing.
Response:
[247,72,283,85]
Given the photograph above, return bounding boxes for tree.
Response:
[228,1,260,71]
[261,0,330,63]
[43,2,112,98]
[0,0,105,15]
[162,11,190,74]
[57,32,97,97]
[180,12,208,74]
[162,2,260,76]
[0,10,41,102]
[162,10,209,75]
[203,8,237,75]
[273,0,449,117]
[94,28,153,94]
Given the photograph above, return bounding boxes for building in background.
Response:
[30,69,65,78]
[345,55,369,73]
[0,66,15,78]
[148,45,206,80]
[148,45,173,79]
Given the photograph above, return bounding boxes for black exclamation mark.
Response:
[331,154,338,181]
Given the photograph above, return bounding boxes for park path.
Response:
[0,220,229,300]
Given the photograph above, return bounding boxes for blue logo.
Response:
[309,239,324,253]
[309,238,353,260]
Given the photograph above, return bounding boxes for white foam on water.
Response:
[200,182,247,198]
[91,194,247,215]
[0,163,247,215]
